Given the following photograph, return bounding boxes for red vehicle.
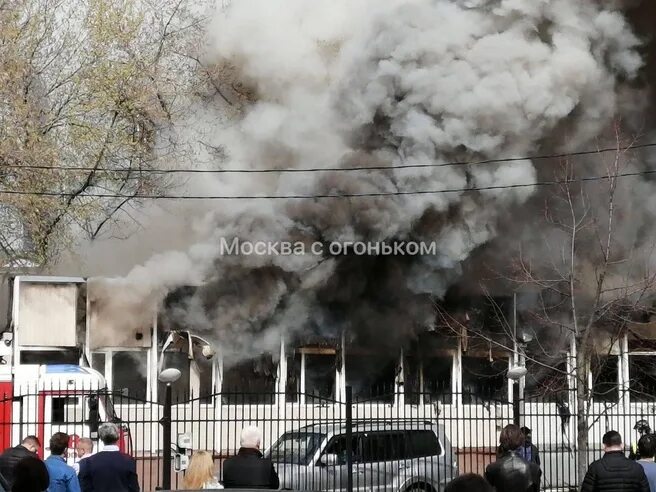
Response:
[0,364,131,463]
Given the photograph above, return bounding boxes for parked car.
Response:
[266,421,457,491]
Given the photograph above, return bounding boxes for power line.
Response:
[1,168,654,200]
[4,141,656,175]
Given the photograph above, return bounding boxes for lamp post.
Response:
[158,368,181,491]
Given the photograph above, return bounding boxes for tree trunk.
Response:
[576,347,589,486]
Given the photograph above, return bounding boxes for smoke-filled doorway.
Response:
[345,349,397,402]
[304,352,336,404]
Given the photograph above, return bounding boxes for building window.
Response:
[591,355,619,403]
[112,351,148,401]
[91,353,106,376]
[20,349,79,365]
[346,353,396,403]
[422,355,453,404]
[403,355,421,405]
[304,353,336,403]
[196,356,214,403]
[524,359,568,401]
[286,353,301,403]
[629,355,656,402]
[461,356,508,403]
[222,356,276,404]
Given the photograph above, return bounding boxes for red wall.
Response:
[0,382,12,451]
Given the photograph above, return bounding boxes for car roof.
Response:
[293,420,442,435]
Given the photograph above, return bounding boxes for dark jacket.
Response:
[0,445,38,489]
[12,456,49,492]
[581,451,650,492]
[222,448,279,489]
[518,443,541,467]
[78,449,139,492]
[485,451,541,492]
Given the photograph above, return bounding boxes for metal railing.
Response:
[2,383,656,491]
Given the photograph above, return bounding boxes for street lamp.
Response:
[158,368,181,490]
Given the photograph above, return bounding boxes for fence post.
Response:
[161,383,173,490]
[513,381,521,426]
[345,385,353,492]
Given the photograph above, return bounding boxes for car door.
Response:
[318,432,368,491]
[357,431,408,491]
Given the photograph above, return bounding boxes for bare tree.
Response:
[435,129,656,484]
[0,0,208,266]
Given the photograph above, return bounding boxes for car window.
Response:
[408,430,441,458]
[361,432,407,463]
[267,431,326,465]
[323,433,364,465]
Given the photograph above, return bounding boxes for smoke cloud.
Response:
[83,0,654,360]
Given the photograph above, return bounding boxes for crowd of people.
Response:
[449,423,656,492]
[0,422,139,492]
[2,420,656,491]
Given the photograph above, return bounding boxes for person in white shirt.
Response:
[72,438,94,475]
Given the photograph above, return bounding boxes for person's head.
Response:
[602,430,623,453]
[520,426,532,445]
[240,426,262,450]
[98,422,119,446]
[635,419,652,436]
[499,424,524,453]
[183,450,216,489]
[76,437,94,458]
[12,456,49,492]
[638,435,656,460]
[445,474,493,492]
[22,436,40,454]
[49,432,69,457]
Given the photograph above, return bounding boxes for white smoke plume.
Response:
[89,0,648,359]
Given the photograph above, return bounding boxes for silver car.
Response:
[266,421,457,491]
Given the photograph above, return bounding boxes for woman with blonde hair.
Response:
[183,450,223,489]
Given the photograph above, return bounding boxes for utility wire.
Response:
[1,168,654,200]
[3,141,655,175]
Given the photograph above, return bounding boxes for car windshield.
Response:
[267,431,326,465]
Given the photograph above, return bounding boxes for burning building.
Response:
[3,3,656,485]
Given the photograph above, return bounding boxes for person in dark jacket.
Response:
[12,456,49,492]
[222,426,279,489]
[630,421,652,461]
[519,427,541,467]
[0,436,41,489]
[78,422,139,492]
[485,424,541,492]
[445,473,492,492]
[581,430,649,492]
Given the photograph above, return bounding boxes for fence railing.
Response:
[2,384,656,491]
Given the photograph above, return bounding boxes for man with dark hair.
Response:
[637,435,656,491]
[45,432,80,492]
[0,435,41,488]
[485,424,541,492]
[445,473,493,492]
[78,422,139,492]
[519,427,541,466]
[581,430,649,492]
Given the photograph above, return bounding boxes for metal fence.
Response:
[2,384,656,491]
